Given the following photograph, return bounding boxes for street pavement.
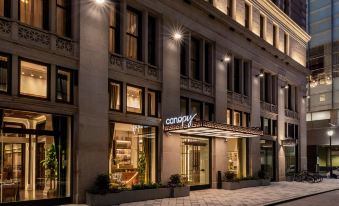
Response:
[63,179,339,206]
[120,179,339,206]
[277,189,339,206]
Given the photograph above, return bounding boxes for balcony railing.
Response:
[227,91,251,106]
[180,76,214,96]
[285,109,299,119]
[109,53,160,81]
[0,17,75,57]
[260,102,278,114]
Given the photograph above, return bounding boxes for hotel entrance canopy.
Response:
[164,120,263,138]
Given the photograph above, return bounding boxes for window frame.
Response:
[18,0,50,31]
[55,66,74,104]
[244,3,250,29]
[18,57,50,100]
[190,37,201,81]
[56,0,71,37]
[126,7,142,61]
[0,52,11,95]
[109,1,121,54]
[147,89,160,118]
[148,15,156,66]
[109,79,123,112]
[0,0,11,18]
[126,83,145,115]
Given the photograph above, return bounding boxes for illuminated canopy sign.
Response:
[165,114,197,127]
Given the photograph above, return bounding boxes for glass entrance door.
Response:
[260,140,276,181]
[180,136,210,187]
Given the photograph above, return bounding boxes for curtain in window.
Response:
[110,83,120,110]
[127,11,138,59]
[20,0,43,29]
[0,0,4,16]
[0,56,8,92]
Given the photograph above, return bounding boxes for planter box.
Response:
[222,179,270,190]
[86,187,171,206]
[171,186,190,198]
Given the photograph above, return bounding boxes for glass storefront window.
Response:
[56,68,72,103]
[0,54,9,93]
[226,138,248,177]
[0,109,71,203]
[109,123,156,187]
[180,136,209,186]
[260,140,275,180]
[109,81,122,111]
[126,85,143,114]
[285,146,296,174]
[20,60,48,99]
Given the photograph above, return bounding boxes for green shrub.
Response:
[168,174,185,187]
[90,174,110,194]
[224,171,236,182]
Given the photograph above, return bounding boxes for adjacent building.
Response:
[306,0,339,174]
[0,0,309,205]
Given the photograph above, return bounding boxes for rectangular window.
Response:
[148,90,159,117]
[204,103,214,121]
[1,109,72,203]
[191,100,202,120]
[180,97,188,115]
[227,61,232,91]
[0,0,10,17]
[264,73,270,103]
[233,111,241,126]
[284,33,288,54]
[226,109,232,124]
[284,0,289,14]
[126,8,141,60]
[272,120,277,136]
[19,59,48,99]
[0,54,10,93]
[191,37,200,80]
[126,85,144,114]
[204,43,212,83]
[56,0,71,37]
[244,3,250,29]
[148,16,156,66]
[109,81,122,111]
[56,68,72,103]
[109,123,156,187]
[320,94,326,102]
[273,25,277,48]
[109,2,120,54]
[260,15,264,38]
[19,0,49,30]
[180,40,188,76]
[260,73,264,101]
[227,0,232,17]
[234,58,241,94]
[242,112,250,127]
[243,61,249,96]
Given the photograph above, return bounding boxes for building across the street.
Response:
[0,0,309,205]
[306,0,339,175]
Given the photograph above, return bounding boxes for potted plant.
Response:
[168,174,190,198]
[41,144,58,197]
[137,151,146,184]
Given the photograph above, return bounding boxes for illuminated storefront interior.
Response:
[0,109,71,203]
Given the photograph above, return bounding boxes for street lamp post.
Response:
[327,130,334,178]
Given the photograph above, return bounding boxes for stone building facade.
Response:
[0,0,309,205]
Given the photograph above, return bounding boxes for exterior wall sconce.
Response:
[256,71,264,78]
[95,0,105,4]
[221,55,231,63]
[281,84,289,89]
[172,32,183,41]
[303,95,310,99]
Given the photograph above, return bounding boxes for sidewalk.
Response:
[64,179,339,206]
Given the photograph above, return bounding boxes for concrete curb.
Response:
[263,188,339,206]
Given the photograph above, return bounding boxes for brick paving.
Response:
[63,179,339,206]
